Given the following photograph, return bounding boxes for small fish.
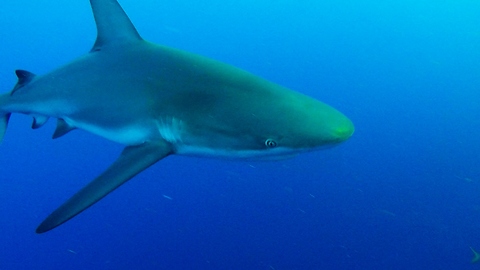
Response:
[162,195,173,200]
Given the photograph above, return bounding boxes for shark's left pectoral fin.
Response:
[36,140,172,233]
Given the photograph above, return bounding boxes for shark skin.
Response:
[0,0,354,233]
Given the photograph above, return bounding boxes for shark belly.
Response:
[63,117,156,146]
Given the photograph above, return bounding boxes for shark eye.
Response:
[265,139,277,148]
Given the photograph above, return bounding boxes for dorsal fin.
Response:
[90,0,142,51]
[11,70,36,95]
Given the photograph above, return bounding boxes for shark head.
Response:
[261,94,354,155]
[228,89,354,159]
[163,77,354,160]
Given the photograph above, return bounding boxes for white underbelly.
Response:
[63,118,155,145]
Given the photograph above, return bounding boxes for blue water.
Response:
[0,0,479,269]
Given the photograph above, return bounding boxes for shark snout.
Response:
[331,117,354,142]
[296,102,354,148]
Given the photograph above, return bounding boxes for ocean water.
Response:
[0,0,479,269]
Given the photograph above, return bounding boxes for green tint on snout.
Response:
[279,93,354,150]
[315,101,354,144]
[310,105,354,147]
[332,116,354,142]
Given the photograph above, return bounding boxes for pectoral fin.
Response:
[36,140,172,233]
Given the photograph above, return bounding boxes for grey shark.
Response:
[0,0,354,233]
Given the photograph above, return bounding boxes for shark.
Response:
[0,0,354,233]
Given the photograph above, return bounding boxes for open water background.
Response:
[0,0,479,269]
